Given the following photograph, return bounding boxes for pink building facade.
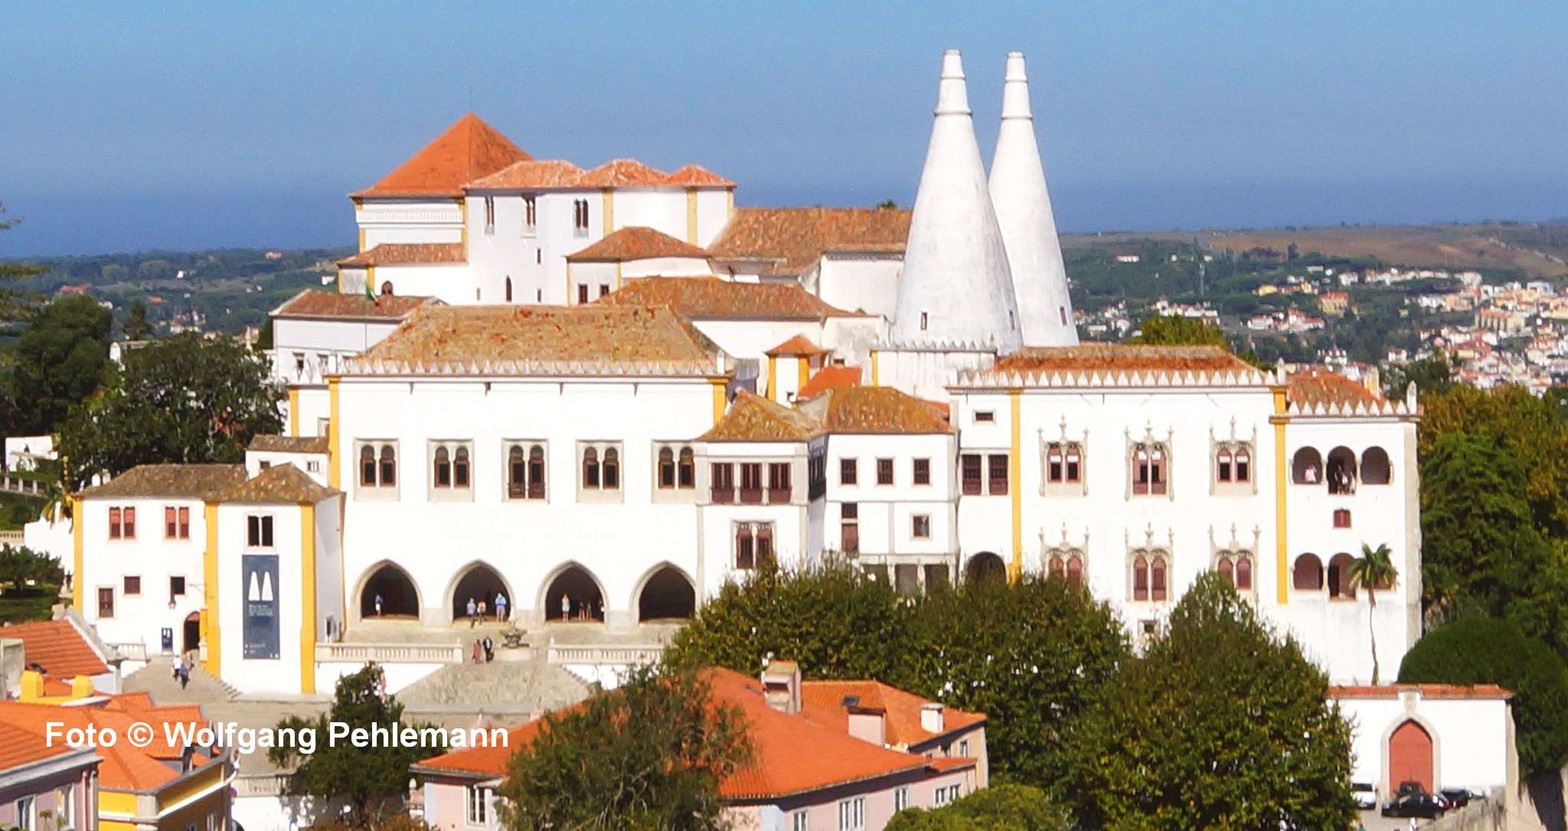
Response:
[0,740,100,831]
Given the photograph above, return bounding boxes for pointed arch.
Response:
[632,562,697,622]
[964,552,1006,585]
[539,561,607,623]
[353,560,423,621]
[445,561,515,622]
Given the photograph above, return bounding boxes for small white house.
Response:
[1331,683,1516,799]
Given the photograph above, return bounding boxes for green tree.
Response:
[268,664,439,824]
[0,202,47,331]
[8,295,113,435]
[0,545,63,592]
[1065,573,1355,831]
[1348,542,1398,684]
[122,300,154,340]
[1399,617,1568,775]
[885,784,1070,831]
[56,332,282,488]
[1382,355,1455,399]
[1419,384,1568,535]
[877,199,900,210]
[499,665,752,831]
[1128,314,1228,348]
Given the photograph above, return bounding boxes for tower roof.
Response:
[891,51,1022,352]
[990,52,1077,347]
[353,114,531,198]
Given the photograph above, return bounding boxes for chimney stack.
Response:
[761,659,801,715]
[920,702,946,734]
[989,51,1078,347]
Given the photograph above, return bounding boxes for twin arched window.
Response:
[1046,442,1084,485]
[432,443,471,490]
[1215,444,1252,484]
[1131,443,1169,496]
[1215,551,1254,591]
[359,443,397,488]
[1292,552,1361,598]
[1046,551,1085,588]
[581,444,621,491]
[507,444,547,500]
[1131,552,1169,601]
[658,446,696,490]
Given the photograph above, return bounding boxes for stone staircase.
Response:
[395,660,590,714]
[123,658,240,705]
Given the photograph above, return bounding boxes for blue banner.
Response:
[242,555,280,660]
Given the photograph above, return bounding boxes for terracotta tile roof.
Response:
[801,386,954,435]
[764,335,826,358]
[566,227,711,263]
[1329,684,1512,700]
[78,464,246,501]
[2,620,109,677]
[708,207,912,277]
[0,701,222,791]
[217,464,337,505]
[1287,368,1384,409]
[336,243,466,268]
[701,391,821,442]
[797,365,862,398]
[272,289,434,321]
[800,681,985,748]
[248,435,329,454]
[665,164,736,188]
[466,159,587,190]
[414,668,943,800]
[352,305,723,376]
[0,706,101,771]
[597,277,851,321]
[996,345,1255,374]
[577,159,672,188]
[353,113,530,198]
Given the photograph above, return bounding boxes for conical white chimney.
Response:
[891,50,1023,352]
[990,51,1078,346]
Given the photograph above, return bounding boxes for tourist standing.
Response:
[560,593,570,622]
[374,593,383,616]
[495,592,507,622]
[467,597,477,627]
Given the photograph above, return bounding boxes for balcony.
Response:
[711,487,735,504]
[738,488,764,505]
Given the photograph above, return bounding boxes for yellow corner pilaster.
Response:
[328,378,341,490]
[71,497,83,609]
[686,189,699,245]
[602,189,615,233]
[366,265,377,297]
[615,262,623,291]
[767,356,778,400]
[1272,386,1290,604]
[566,263,575,305]
[300,503,317,695]
[726,189,735,218]
[869,350,879,386]
[1009,390,1023,581]
[287,388,299,437]
[357,228,366,253]
[711,379,728,425]
[202,502,220,676]
[797,356,810,390]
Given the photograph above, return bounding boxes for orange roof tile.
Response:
[353,114,530,198]
[466,159,587,190]
[577,159,672,188]
[801,386,954,435]
[337,243,466,268]
[996,345,1255,374]
[77,464,246,500]
[216,464,338,505]
[708,207,911,277]
[800,681,985,748]
[0,701,222,791]
[764,335,827,358]
[353,305,722,374]
[797,365,861,398]
[701,391,821,442]
[598,276,851,321]
[272,289,435,321]
[1287,368,1384,409]
[1329,683,1512,700]
[2,620,109,677]
[414,668,940,800]
[566,227,711,263]
[0,708,101,771]
[665,164,736,188]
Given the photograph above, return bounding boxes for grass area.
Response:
[0,586,59,623]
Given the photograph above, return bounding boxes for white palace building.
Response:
[67,51,1422,699]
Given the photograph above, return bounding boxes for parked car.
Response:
[1351,782,1378,810]
[1382,793,1447,819]
[1439,788,1471,808]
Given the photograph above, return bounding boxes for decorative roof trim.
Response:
[340,357,726,378]
[950,366,1275,390]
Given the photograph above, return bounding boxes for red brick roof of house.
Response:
[272,289,435,321]
[797,365,862,398]
[700,391,822,442]
[664,164,736,188]
[353,114,530,198]
[566,227,711,263]
[466,159,588,189]
[1287,368,1384,409]
[764,335,828,358]
[576,159,674,188]
[801,680,986,748]
[801,386,954,435]
[1329,684,1511,700]
[708,207,911,277]
[1,620,108,677]
[996,345,1255,374]
[0,699,224,791]
[77,465,247,501]
[336,243,466,268]
[596,276,851,321]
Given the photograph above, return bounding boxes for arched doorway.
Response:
[965,552,1006,584]
[1389,719,1434,792]
[182,612,201,654]
[637,565,696,622]
[543,563,605,623]
[360,562,421,619]
[450,563,511,622]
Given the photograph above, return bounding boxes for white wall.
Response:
[825,434,956,561]
[874,349,996,403]
[272,317,407,387]
[694,321,822,366]
[78,497,209,655]
[1336,692,1513,797]
[695,190,731,247]
[609,190,687,239]
[621,256,712,279]
[817,255,903,318]
[216,502,307,695]
[358,199,464,250]
[246,452,328,486]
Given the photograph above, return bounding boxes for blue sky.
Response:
[3,2,1567,255]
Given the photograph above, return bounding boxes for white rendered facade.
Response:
[1333,686,1516,800]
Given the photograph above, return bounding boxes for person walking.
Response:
[177,661,190,690]
[172,654,184,681]
[560,592,570,622]
[477,599,487,621]
[494,592,507,623]
[482,636,494,663]
[472,639,482,663]
[467,597,477,628]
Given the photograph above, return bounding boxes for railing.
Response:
[737,488,763,505]
[546,644,664,666]
[0,477,43,498]
[0,530,24,545]
[315,642,464,664]
[233,774,292,798]
[108,642,148,662]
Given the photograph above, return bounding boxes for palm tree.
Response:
[1348,543,1399,685]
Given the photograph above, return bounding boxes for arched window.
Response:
[1046,442,1084,485]
[528,445,546,499]
[1292,447,1323,485]
[378,445,397,486]
[1133,555,1149,601]
[1327,447,1357,495]
[1131,442,1169,496]
[1066,554,1084,588]
[677,447,695,489]
[1235,554,1253,591]
[1235,448,1252,482]
[1361,446,1392,485]
[602,448,620,489]
[1218,556,1235,584]
[453,446,470,488]
[433,446,451,488]
[1216,449,1234,482]
[1047,556,1066,580]
[1328,553,1356,599]
[1151,556,1168,601]
[505,277,513,303]
[508,446,526,497]
[657,448,676,489]
[582,447,600,488]
[360,445,377,487]
[1292,554,1324,591]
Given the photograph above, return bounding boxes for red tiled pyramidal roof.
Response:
[353,113,530,198]
[700,391,822,442]
[597,276,850,321]
[577,159,673,188]
[764,335,827,358]
[665,164,736,187]
[800,386,954,435]
[709,207,911,277]
[466,159,587,190]
[566,227,710,263]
